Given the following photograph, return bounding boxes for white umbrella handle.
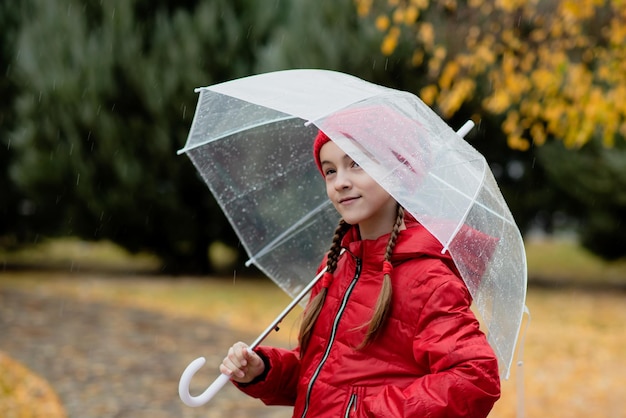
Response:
[178,267,329,407]
[179,358,230,406]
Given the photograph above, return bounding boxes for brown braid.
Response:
[357,205,405,349]
[299,219,352,354]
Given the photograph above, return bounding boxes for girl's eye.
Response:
[351,160,360,168]
[324,168,336,176]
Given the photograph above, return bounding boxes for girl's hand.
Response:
[219,342,265,384]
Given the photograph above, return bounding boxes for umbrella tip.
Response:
[456,120,475,138]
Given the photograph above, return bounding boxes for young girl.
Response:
[220,129,501,417]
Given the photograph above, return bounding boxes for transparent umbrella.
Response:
[177,69,527,407]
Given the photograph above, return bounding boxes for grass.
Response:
[0,237,161,273]
[525,237,626,286]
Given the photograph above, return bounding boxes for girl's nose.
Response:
[333,170,351,190]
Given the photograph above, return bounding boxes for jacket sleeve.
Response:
[364,274,501,417]
[234,345,301,406]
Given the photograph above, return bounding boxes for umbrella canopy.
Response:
[179,69,527,379]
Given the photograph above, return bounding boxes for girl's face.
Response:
[319,141,397,240]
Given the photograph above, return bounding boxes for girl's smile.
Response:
[338,195,360,205]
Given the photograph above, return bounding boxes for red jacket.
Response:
[237,219,501,417]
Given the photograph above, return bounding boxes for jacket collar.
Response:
[341,214,455,273]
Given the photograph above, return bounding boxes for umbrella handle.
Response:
[178,357,230,407]
[178,266,331,407]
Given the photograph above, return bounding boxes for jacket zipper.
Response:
[300,259,362,418]
[344,393,357,418]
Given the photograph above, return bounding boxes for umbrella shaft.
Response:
[248,248,346,348]
[249,267,327,349]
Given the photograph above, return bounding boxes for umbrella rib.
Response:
[245,200,334,268]
[429,170,511,252]
[178,115,298,154]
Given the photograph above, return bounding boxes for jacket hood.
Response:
[342,213,456,271]
[341,212,497,283]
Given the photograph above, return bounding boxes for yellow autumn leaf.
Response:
[419,22,435,50]
[404,5,419,24]
[381,27,400,56]
[438,78,476,117]
[483,90,511,113]
[412,49,425,66]
[355,0,373,17]
[507,134,530,151]
[438,61,460,90]
[375,15,390,32]
[419,84,439,106]
[502,110,520,135]
[410,0,430,8]
[530,122,547,146]
[392,7,405,24]
[531,68,560,95]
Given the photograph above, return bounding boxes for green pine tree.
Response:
[8,0,283,272]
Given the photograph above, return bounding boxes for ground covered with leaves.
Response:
[1,270,625,418]
[0,351,66,418]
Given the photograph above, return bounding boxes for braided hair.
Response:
[298,219,351,353]
[357,205,404,348]
[298,205,405,354]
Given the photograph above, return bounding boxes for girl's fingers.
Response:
[221,356,246,378]
[235,343,249,366]
[221,342,251,379]
[244,347,261,368]
[234,343,250,366]
[244,346,255,357]
[220,342,265,383]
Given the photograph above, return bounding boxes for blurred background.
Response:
[1,0,625,417]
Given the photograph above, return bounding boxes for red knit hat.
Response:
[313,105,427,178]
[313,130,332,175]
